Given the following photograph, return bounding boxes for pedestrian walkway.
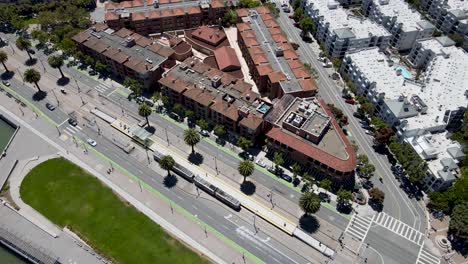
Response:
[344,214,374,242]
[416,246,441,264]
[63,125,83,137]
[94,83,112,95]
[374,212,424,245]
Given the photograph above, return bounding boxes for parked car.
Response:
[279,173,293,182]
[283,7,291,12]
[200,130,210,137]
[293,22,300,27]
[45,103,56,111]
[362,180,374,190]
[2,80,10,86]
[255,159,266,168]
[136,96,145,104]
[318,192,331,202]
[87,138,97,147]
[345,98,355,105]
[364,129,373,135]
[288,15,294,19]
[144,100,155,107]
[68,118,78,126]
[353,112,364,119]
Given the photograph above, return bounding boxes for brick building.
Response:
[104,0,226,35]
[160,57,271,141]
[264,95,357,187]
[236,8,318,99]
[72,24,175,90]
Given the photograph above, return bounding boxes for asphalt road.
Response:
[71,123,312,264]
[271,3,427,233]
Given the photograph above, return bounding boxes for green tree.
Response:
[196,119,209,131]
[151,92,161,103]
[371,116,389,130]
[299,16,314,33]
[299,192,321,215]
[238,137,253,153]
[273,151,284,174]
[0,50,9,72]
[361,102,375,116]
[185,110,194,121]
[374,127,394,145]
[223,9,237,25]
[161,96,170,106]
[264,2,279,17]
[159,155,175,176]
[16,37,33,60]
[319,179,332,191]
[94,61,107,75]
[369,187,385,204]
[337,188,353,208]
[138,104,152,128]
[293,7,304,21]
[238,0,261,8]
[332,58,342,69]
[31,30,49,46]
[449,202,468,243]
[292,163,301,180]
[84,55,94,67]
[24,68,42,92]
[358,163,376,178]
[238,160,254,182]
[172,103,185,118]
[47,55,65,78]
[213,125,226,138]
[184,128,200,154]
[124,78,142,97]
[357,154,369,164]
[293,0,301,9]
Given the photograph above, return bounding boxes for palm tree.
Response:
[24,68,42,92]
[238,160,254,182]
[184,128,200,154]
[138,104,152,128]
[48,55,65,78]
[299,192,321,215]
[16,37,33,60]
[159,155,175,176]
[0,50,9,72]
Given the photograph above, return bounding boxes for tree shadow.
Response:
[336,204,353,214]
[25,58,37,66]
[163,174,178,188]
[216,137,226,146]
[188,152,203,165]
[299,214,320,234]
[144,126,155,134]
[56,77,70,86]
[240,181,256,196]
[1,71,14,80]
[32,91,47,101]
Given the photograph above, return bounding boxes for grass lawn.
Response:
[20,157,210,264]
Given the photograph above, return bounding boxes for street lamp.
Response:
[253,215,258,234]
[165,127,170,146]
[80,95,85,106]
[214,155,218,175]
[74,78,81,93]
[51,89,59,106]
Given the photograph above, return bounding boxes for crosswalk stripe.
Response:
[65,127,76,134]
[347,229,365,240]
[403,226,410,237]
[422,250,440,262]
[392,221,400,232]
[76,125,83,130]
[63,130,73,137]
[67,126,79,133]
[419,250,439,264]
[395,222,403,233]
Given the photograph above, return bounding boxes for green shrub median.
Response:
[20,157,209,264]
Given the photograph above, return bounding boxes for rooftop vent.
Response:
[180,63,188,70]
[211,75,221,88]
[91,32,102,39]
[275,46,284,57]
[145,58,153,64]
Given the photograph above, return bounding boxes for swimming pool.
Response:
[395,66,412,79]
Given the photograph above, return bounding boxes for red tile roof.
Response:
[268,71,286,83]
[264,19,279,28]
[236,22,251,32]
[236,8,250,18]
[211,0,224,8]
[255,6,270,14]
[265,99,355,173]
[298,79,318,92]
[252,53,268,65]
[257,64,274,76]
[187,6,201,14]
[272,33,288,43]
[288,60,303,69]
[210,100,239,121]
[115,28,133,38]
[214,46,241,71]
[284,50,298,60]
[105,12,120,21]
[191,26,227,46]
[132,12,146,21]
[159,75,189,93]
[240,114,263,130]
[292,67,310,79]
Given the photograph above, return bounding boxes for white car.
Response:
[255,159,266,168]
[364,130,373,135]
[2,80,10,86]
[87,138,97,147]
[200,130,210,137]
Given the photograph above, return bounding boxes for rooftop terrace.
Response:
[346,47,468,131]
[371,0,433,32]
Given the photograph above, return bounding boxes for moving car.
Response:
[68,118,78,126]
[45,103,56,111]
[87,138,97,147]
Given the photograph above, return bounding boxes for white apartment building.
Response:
[407,132,464,191]
[408,36,455,68]
[361,0,435,51]
[420,0,468,36]
[303,0,391,57]
[340,47,468,190]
